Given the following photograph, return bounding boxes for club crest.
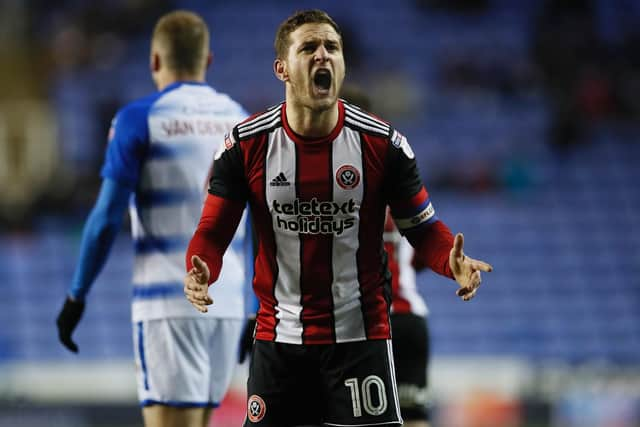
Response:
[336,165,361,190]
[247,394,266,422]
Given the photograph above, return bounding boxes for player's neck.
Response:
[285,99,339,138]
[155,71,206,91]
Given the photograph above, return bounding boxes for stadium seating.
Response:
[1,0,637,365]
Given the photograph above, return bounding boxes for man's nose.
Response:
[314,46,329,62]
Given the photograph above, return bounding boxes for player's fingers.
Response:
[455,269,478,294]
[184,286,210,302]
[452,233,464,258]
[470,270,481,289]
[456,286,472,297]
[190,301,209,313]
[184,275,206,291]
[462,288,477,301]
[183,287,197,299]
[468,257,493,272]
[60,336,78,353]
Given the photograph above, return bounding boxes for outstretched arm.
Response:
[57,178,131,352]
[383,127,492,301]
[405,219,455,278]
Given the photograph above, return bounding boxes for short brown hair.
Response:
[152,10,209,74]
[274,9,342,59]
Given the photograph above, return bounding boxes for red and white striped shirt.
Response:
[188,100,453,344]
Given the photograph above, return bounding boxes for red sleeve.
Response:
[186,194,245,285]
[405,220,455,279]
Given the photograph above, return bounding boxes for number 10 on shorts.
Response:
[344,375,388,417]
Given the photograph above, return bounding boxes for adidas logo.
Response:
[270,172,290,187]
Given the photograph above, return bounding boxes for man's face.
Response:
[278,23,345,111]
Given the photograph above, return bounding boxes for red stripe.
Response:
[384,213,413,314]
[243,134,279,341]
[296,142,335,344]
[392,297,411,314]
[358,134,392,339]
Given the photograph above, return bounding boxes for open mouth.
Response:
[313,69,332,94]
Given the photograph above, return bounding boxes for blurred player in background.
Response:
[56,10,249,427]
[184,9,492,426]
[385,211,432,427]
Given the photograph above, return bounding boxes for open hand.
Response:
[449,233,493,301]
[183,255,213,313]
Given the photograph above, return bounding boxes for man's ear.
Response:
[150,52,161,73]
[274,59,288,82]
[206,52,213,69]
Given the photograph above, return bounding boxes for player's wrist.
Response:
[67,293,84,304]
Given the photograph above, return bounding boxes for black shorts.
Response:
[390,312,430,421]
[244,339,403,426]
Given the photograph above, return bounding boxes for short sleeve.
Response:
[100,102,150,187]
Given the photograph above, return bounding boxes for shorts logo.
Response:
[391,130,414,159]
[247,394,266,423]
[336,165,360,190]
[224,133,235,150]
[215,133,236,160]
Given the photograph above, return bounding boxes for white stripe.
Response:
[386,339,403,424]
[237,107,280,133]
[396,239,428,316]
[344,111,389,134]
[331,127,366,342]
[238,112,280,136]
[140,158,205,191]
[132,252,185,284]
[130,203,203,238]
[131,293,245,321]
[266,130,303,344]
[344,103,390,130]
[394,202,435,230]
[238,115,281,138]
[344,116,389,136]
[344,104,390,131]
[237,106,279,129]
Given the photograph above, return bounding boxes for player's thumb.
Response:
[452,233,464,258]
[191,255,210,279]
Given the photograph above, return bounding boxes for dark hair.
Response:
[274,9,341,59]
[153,10,209,74]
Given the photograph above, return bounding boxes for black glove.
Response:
[56,297,85,353]
[238,315,257,363]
